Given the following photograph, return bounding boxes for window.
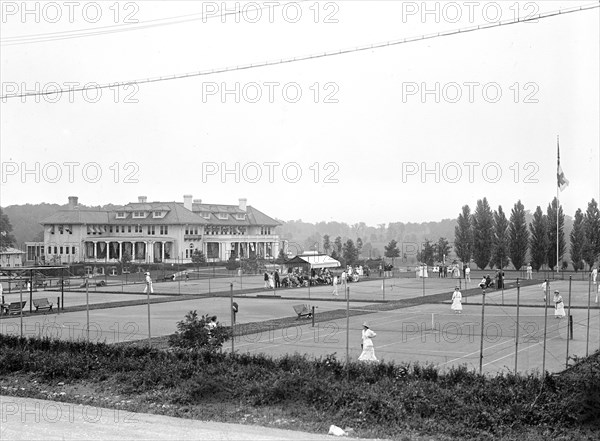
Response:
[207,243,219,259]
[54,247,57,254]
[48,247,51,254]
[133,211,146,219]
[135,225,142,233]
[66,247,69,254]
[147,225,155,235]
[72,246,75,254]
[153,211,164,218]
[217,213,228,220]
[201,213,211,219]
[116,212,126,219]
[50,226,55,234]
[235,214,245,220]
[109,226,113,233]
[67,225,72,234]
[128,226,132,233]
[160,226,169,235]
[58,225,64,234]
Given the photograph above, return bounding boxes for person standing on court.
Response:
[541,279,548,302]
[465,267,471,282]
[263,271,270,289]
[591,265,598,284]
[527,263,533,280]
[274,270,280,288]
[553,290,565,318]
[451,286,463,314]
[358,322,378,362]
[143,272,153,294]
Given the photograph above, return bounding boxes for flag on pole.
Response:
[557,142,569,191]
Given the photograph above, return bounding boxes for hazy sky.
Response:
[1,1,598,225]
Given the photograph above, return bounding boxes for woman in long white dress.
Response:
[358,322,378,362]
[451,287,462,314]
[554,290,566,318]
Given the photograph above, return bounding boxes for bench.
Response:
[7,301,27,315]
[33,298,53,313]
[293,304,312,320]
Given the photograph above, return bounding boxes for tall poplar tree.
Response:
[492,205,510,269]
[454,205,473,266]
[570,209,585,271]
[546,197,566,270]
[508,200,529,271]
[472,198,494,270]
[529,206,548,271]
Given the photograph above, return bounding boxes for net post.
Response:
[515,278,520,373]
[479,289,486,375]
[230,282,235,354]
[345,286,350,365]
[312,306,315,327]
[586,274,591,357]
[566,276,572,368]
[542,281,549,375]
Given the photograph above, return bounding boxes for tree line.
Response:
[454,198,600,271]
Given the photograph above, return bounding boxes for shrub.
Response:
[168,311,231,351]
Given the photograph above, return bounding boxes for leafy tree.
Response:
[120,251,132,267]
[191,249,206,264]
[570,208,586,272]
[356,237,363,258]
[323,234,331,255]
[546,197,566,271]
[436,237,450,263]
[492,206,510,269]
[583,199,600,269]
[421,240,436,266]
[275,248,287,264]
[529,206,548,271]
[454,205,473,266]
[384,239,400,265]
[334,236,343,255]
[0,209,17,251]
[168,311,231,351]
[342,239,358,265]
[508,200,529,272]
[472,198,494,270]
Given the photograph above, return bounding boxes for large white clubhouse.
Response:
[27,196,281,265]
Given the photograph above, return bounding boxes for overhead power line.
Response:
[1,1,308,46]
[1,2,598,100]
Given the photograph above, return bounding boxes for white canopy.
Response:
[296,252,341,269]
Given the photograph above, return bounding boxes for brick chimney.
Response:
[183,195,193,211]
[138,196,147,203]
[238,198,247,212]
[68,196,78,209]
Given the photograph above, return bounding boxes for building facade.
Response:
[0,247,25,267]
[29,196,281,265]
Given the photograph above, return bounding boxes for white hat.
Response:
[362,322,369,328]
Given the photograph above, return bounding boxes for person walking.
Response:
[553,290,565,318]
[451,286,462,314]
[332,275,339,296]
[358,322,378,362]
[143,272,153,294]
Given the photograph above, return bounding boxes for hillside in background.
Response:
[2,202,574,267]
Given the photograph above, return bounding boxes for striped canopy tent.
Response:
[286,252,341,270]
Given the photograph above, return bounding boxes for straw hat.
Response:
[362,322,369,328]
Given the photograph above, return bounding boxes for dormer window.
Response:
[217,213,228,220]
[235,214,245,220]
[116,212,126,219]
[201,213,211,220]
[133,211,146,219]
[153,211,164,218]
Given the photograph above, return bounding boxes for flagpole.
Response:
[556,135,560,274]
